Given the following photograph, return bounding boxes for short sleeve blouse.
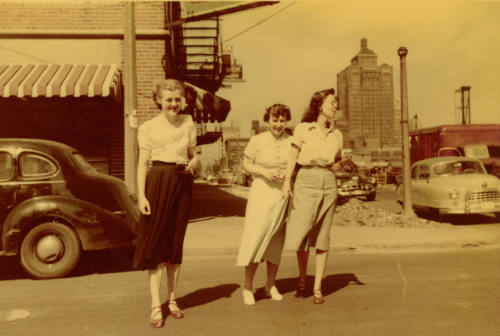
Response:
[292,122,343,166]
[138,114,197,163]
[244,131,291,172]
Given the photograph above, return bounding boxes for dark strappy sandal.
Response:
[168,300,185,319]
[150,305,164,328]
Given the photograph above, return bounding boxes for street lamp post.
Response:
[398,47,416,217]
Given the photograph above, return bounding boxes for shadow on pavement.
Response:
[0,256,26,281]
[416,211,499,225]
[190,183,247,220]
[260,273,365,300]
[176,283,240,311]
[0,246,136,281]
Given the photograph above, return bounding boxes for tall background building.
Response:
[337,38,397,148]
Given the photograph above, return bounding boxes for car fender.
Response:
[2,195,135,254]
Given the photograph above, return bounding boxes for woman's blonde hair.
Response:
[152,79,186,110]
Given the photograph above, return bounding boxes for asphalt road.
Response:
[1,247,499,336]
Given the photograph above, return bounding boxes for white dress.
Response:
[236,131,291,266]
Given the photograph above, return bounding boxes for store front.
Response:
[0,63,125,178]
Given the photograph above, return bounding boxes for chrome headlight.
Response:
[448,189,459,199]
[336,179,342,187]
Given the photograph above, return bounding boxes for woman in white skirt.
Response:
[236,104,292,305]
[282,88,344,305]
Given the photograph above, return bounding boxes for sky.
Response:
[216,0,500,137]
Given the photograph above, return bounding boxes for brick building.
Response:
[0,1,234,182]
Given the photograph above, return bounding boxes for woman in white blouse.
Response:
[236,104,292,305]
[132,79,198,328]
[282,88,343,305]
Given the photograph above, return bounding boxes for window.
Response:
[0,152,13,180]
[20,153,57,178]
[418,165,430,179]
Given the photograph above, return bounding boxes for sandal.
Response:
[296,278,307,298]
[313,289,325,304]
[168,300,185,319]
[150,305,164,328]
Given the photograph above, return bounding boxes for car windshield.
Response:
[72,153,96,172]
[432,161,485,176]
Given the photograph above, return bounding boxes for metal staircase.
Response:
[174,18,224,93]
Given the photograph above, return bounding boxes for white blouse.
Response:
[291,122,343,167]
[138,114,197,163]
[244,131,291,173]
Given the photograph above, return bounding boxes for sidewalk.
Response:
[184,216,500,257]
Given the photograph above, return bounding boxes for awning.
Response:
[183,81,230,123]
[0,64,121,100]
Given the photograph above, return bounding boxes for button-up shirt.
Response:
[244,131,291,172]
[292,122,343,166]
[138,114,197,163]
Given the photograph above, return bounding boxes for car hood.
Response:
[431,174,499,189]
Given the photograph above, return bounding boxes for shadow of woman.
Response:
[273,273,365,298]
[174,283,240,311]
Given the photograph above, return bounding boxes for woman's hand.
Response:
[281,180,292,198]
[137,195,151,215]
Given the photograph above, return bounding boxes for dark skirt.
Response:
[132,163,193,270]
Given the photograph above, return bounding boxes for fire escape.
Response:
[175,19,225,94]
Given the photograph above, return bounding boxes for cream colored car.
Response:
[398,157,500,215]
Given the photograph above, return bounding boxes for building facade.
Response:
[0,1,232,184]
[337,38,396,148]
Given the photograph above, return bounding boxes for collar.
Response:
[307,122,335,134]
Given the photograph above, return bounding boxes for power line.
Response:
[0,45,50,63]
[223,1,296,43]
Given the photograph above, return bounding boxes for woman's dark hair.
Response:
[263,103,291,122]
[301,88,335,122]
[152,79,185,110]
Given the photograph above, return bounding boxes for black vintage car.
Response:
[335,164,377,202]
[0,139,139,279]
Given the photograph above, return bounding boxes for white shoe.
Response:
[265,286,283,301]
[242,289,255,305]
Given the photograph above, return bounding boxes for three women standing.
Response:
[282,88,343,304]
[133,79,198,328]
[236,104,292,305]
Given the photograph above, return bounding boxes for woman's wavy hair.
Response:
[263,103,291,122]
[301,88,335,122]
[152,79,186,110]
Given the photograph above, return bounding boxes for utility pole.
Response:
[398,46,416,217]
[123,2,138,192]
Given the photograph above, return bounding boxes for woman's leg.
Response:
[242,262,258,305]
[265,261,279,289]
[148,263,165,318]
[314,249,328,292]
[166,261,185,318]
[296,250,309,297]
[244,262,259,291]
[265,261,283,300]
[313,249,328,304]
[297,250,309,283]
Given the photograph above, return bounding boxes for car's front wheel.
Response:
[20,221,81,279]
[366,192,376,201]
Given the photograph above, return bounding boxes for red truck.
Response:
[409,124,500,177]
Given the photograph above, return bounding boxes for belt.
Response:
[152,161,188,170]
[298,164,333,169]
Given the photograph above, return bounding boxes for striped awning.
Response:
[0,64,121,99]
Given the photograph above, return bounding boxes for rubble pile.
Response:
[334,198,452,229]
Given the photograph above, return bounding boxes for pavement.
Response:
[183,215,500,258]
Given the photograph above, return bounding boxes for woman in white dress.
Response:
[236,104,292,305]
